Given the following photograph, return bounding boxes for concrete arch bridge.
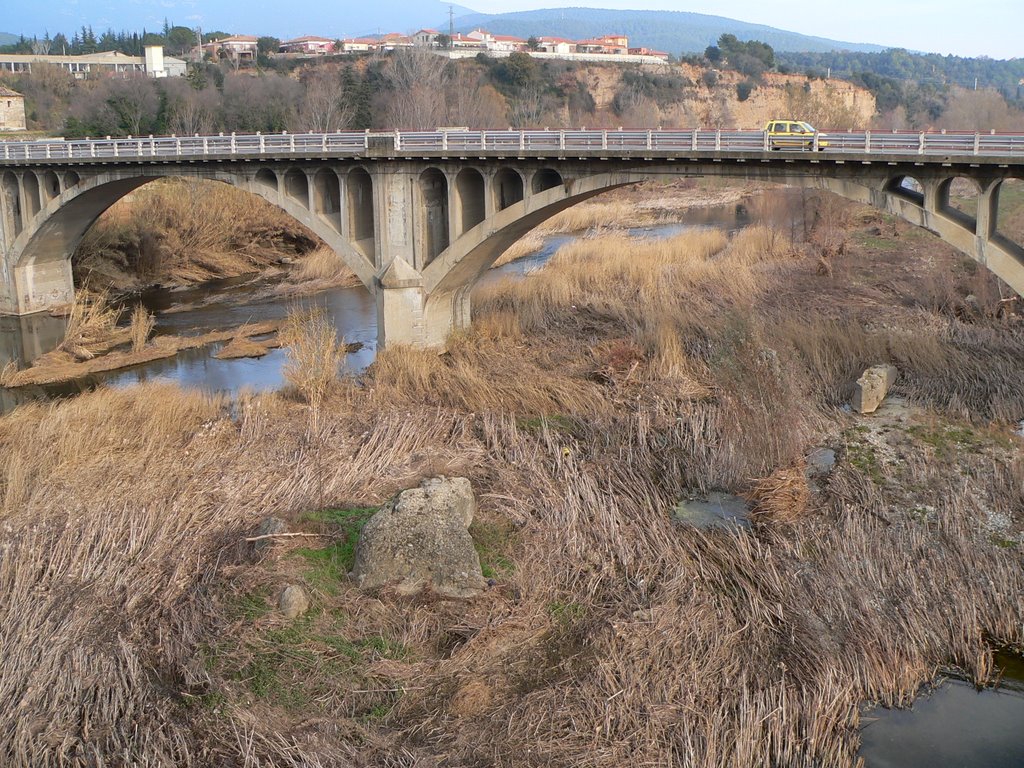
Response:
[1,129,1023,348]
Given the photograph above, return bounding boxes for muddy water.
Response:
[859,651,1024,767]
[1,190,802,412]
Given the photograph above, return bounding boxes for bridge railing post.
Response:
[646,130,652,150]
[442,130,448,151]
[481,130,487,149]
[602,131,608,150]
[716,130,722,151]
[231,132,237,153]
[2,143,7,161]
[258,132,265,153]
[288,132,295,153]
[762,130,769,151]
[394,129,401,151]
[973,132,980,155]
[202,136,209,154]
[150,135,156,156]
[559,130,565,150]
[519,131,525,151]
[691,129,698,151]
[918,132,925,154]
[864,130,871,153]
[812,132,820,151]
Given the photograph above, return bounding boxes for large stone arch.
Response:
[2,167,379,314]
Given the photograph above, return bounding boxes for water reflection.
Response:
[859,652,1024,767]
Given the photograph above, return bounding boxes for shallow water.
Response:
[1,190,803,413]
[859,652,1024,767]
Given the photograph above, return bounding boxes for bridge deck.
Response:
[2,130,1023,166]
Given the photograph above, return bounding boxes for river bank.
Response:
[1,183,1022,766]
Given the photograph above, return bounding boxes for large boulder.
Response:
[352,476,487,599]
[852,365,898,414]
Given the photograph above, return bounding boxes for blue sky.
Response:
[469,0,1022,58]
[2,0,1021,59]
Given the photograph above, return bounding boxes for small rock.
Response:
[352,476,487,599]
[805,448,836,478]
[253,517,287,552]
[278,584,309,619]
[852,364,897,415]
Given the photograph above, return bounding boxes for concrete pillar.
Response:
[373,168,415,270]
[12,258,74,313]
[374,254,470,350]
[977,180,1000,240]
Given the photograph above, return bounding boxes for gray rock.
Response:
[253,516,288,552]
[672,491,752,531]
[852,365,898,414]
[279,584,309,619]
[352,476,487,599]
[805,447,836,478]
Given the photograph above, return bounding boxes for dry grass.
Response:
[281,306,347,419]
[74,178,321,291]
[3,188,1024,767]
[57,288,125,360]
[129,302,155,353]
[291,246,352,282]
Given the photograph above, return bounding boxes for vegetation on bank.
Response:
[1,186,1022,765]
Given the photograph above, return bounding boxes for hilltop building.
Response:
[202,35,259,63]
[279,36,336,55]
[0,47,185,78]
[0,84,26,131]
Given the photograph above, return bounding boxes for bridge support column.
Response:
[375,256,470,350]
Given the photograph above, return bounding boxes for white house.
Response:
[279,36,335,55]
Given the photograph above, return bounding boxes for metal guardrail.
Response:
[2,129,1023,162]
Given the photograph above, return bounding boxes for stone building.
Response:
[0,83,26,132]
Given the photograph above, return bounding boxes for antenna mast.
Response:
[449,4,455,38]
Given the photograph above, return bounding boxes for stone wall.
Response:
[0,87,27,131]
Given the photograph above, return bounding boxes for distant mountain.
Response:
[453,8,887,55]
[0,32,19,46]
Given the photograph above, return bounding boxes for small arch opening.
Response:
[284,168,309,208]
[886,175,924,207]
[347,167,375,260]
[532,168,563,194]
[2,171,22,239]
[993,178,1024,253]
[65,171,80,189]
[938,176,981,233]
[419,168,450,266]
[314,168,341,232]
[494,167,524,212]
[42,171,62,202]
[455,168,485,236]
[254,168,278,194]
[22,172,41,221]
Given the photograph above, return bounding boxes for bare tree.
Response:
[508,84,545,128]
[939,87,1024,132]
[383,48,450,129]
[444,69,508,128]
[297,67,354,132]
[162,79,219,136]
[31,38,52,55]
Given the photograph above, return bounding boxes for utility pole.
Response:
[449,3,455,38]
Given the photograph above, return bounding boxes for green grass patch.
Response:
[853,231,901,251]
[516,413,577,435]
[469,518,516,579]
[844,436,885,485]
[295,506,377,595]
[227,587,272,621]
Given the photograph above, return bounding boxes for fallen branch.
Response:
[243,532,329,543]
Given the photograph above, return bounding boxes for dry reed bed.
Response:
[74,178,324,291]
[2,207,1024,766]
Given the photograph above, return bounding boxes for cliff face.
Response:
[572,63,876,130]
